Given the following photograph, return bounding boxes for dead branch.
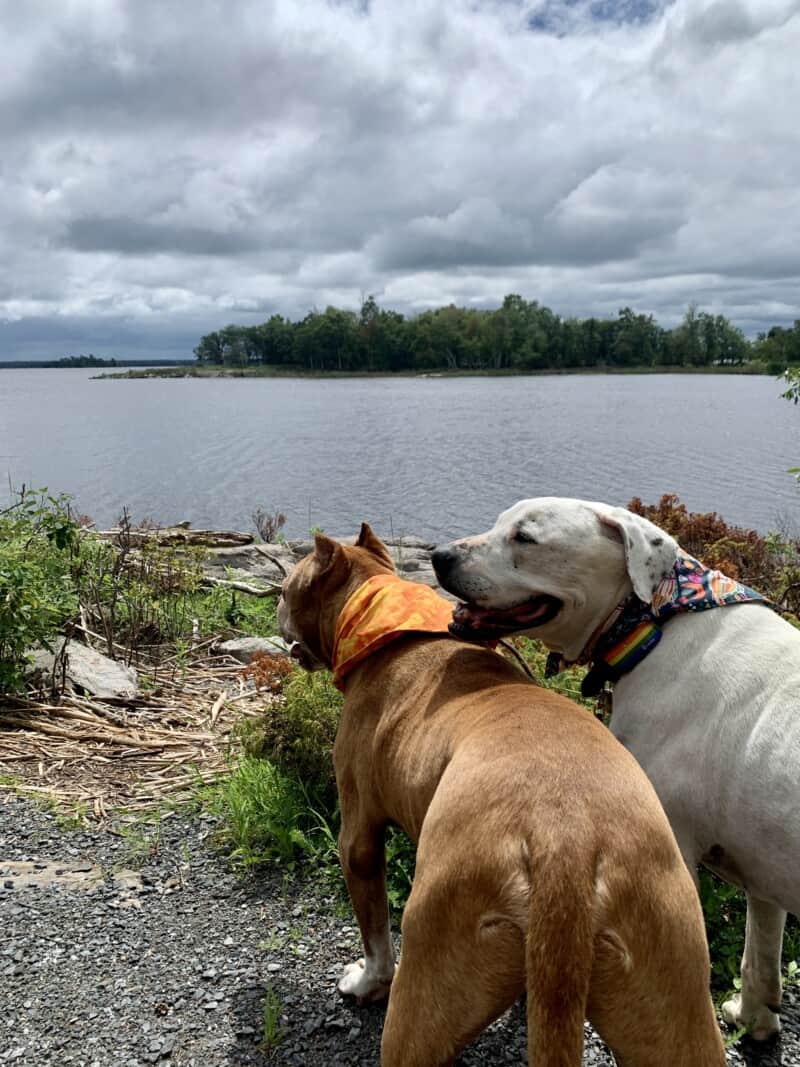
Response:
[198,576,281,597]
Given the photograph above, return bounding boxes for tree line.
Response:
[193,295,800,373]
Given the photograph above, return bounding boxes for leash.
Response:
[498,639,540,684]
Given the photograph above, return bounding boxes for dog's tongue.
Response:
[452,598,551,630]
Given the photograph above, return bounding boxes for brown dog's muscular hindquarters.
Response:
[337,644,724,1067]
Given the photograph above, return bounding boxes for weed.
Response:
[260,985,284,1054]
[200,757,336,871]
[253,508,286,543]
[117,815,163,867]
[259,931,286,952]
[53,802,90,830]
[699,869,800,993]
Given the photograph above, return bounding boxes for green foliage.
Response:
[193,296,772,374]
[67,517,207,657]
[260,985,284,1054]
[699,870,750,989]
[699,870,800,993]
[0,490,281,690]
[186,582,278,639]
[756,321,800,370]
[783,366,800,404]
[202,755,338,871]
[55,354,118,368]
[243,670,342,796]
[207,665,415,908]
[0,489,78,693]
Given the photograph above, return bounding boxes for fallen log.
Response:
[94,527,254,548]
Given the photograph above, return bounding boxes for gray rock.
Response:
[27,640,138,698]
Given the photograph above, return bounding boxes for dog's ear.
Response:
[592,506,678,602]
[314,532,342,572]
[355,522,395,570]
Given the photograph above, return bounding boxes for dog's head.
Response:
[432,497,678,661]
[277,523,395,670]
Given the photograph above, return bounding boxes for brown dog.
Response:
[277,525,725,1067]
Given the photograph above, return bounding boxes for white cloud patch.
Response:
[1,0,799,358]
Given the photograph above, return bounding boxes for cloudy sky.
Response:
[2,0,799,361]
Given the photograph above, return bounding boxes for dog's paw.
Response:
[337,958,394,1003]
[721,994,781,1041]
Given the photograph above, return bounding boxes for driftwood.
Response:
[198,576,281,597]
[95,526,254,548]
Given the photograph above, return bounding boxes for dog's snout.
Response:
[432,546,460,582]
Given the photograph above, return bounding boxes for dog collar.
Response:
[547,550,768,698]
[332,574,455,690]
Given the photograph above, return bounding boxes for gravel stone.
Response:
[0,792,797,1065]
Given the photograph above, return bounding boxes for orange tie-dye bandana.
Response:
[332,574,455,690]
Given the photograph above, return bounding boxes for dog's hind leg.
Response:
[586,869,726,1067]
[379,879,525,1067]
[721,893,786,1040]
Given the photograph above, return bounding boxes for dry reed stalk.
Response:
[0,653,277,819]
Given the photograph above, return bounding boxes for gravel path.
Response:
[1,794,797,1066]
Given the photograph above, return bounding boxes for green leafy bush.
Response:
[0,490,78,693]
[243,669,343,797]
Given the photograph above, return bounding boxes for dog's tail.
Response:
[524,841,597,1067]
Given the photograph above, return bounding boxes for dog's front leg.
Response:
[337,820,396,1003]
[722,894,786,1040]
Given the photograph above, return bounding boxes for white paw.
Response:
[721,994,781,1040]
[337,958,394,1003]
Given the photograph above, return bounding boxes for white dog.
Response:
[432,497,800,1041]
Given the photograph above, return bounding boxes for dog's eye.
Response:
[515,528,538,545]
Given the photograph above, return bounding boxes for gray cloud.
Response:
[64,217,264,256]
[1,0,799,357]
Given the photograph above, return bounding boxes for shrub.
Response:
[0,490,78,694]
[244,668,343,798]
[627,493,800,616]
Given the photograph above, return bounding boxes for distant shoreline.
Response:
[0,360,193,370]
[92,362,770,380]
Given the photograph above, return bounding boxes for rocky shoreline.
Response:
[200,532,443,593]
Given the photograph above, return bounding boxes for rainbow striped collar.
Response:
[548,550,768,698]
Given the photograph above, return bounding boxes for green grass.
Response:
[200,756,339,872]
[185,583,278,639]
[260,985,284,1054]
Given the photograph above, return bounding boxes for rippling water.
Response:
[1,370,797,540]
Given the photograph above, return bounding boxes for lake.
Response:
[1,370,797,541]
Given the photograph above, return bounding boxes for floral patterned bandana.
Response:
[547,550,769,698]
[332,574,455,690]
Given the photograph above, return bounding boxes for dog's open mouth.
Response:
[289,641,323,671]
[448,594,562,642]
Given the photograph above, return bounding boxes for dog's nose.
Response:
[431,546,459,581]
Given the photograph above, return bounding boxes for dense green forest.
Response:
[193,296,800,373]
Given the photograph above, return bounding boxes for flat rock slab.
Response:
[28,640,139,699]
[0,859,145,908]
